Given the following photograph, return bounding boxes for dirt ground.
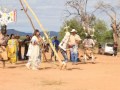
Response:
[0,50,120,90]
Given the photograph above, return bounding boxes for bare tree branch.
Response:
[65,0,98,36]
[95,1,118,42]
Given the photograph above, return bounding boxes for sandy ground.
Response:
[0,50,120,90]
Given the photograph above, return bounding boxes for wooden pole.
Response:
[19,0,36,31]
[22,0,62,65]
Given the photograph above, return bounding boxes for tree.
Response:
[95,1,120,50]
[59,18,113,44]
[94,19,113,43]
[65,0,97,36]
[59,18,85,41]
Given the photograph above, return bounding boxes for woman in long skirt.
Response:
[7,34,18,64]
[26,30,42,70]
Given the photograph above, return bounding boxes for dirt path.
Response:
[0,54,120,90]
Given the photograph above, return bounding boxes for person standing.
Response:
[113,42,118,56]
[59,28,70,69]
[7,34,18,64]
[68,29,81,65]
[26,30,42,70]
[23,35,30,60]
[0,32,9,68]
[51,36,59,61]
[18,38,22,60]
[82,35,95,64]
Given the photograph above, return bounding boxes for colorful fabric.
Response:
[7,39,18,63]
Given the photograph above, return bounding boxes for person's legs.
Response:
[54,48,58,61]
[74,53,78,63]
[114,48,117,56]
[91,54,95,63]
[32,48,42,70]
[26,57,32,69]
[70,51,71,61]
[32,57,40,70]
[71,51,74,63]
[86,49,91,57]
[18,45,22,60]
[83,49,87,63]
[51,50,54,61]
[42,51,47,62]
[60,49,68,69]
[60,49,68,63]
[24,47,28,60]
[89,48,95,64]
[10,52,17,64]
[24,50,26,60]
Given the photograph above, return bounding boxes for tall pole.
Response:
[19,0,36,31]
[22,0,62,66]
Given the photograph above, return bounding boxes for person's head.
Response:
[54,36,57,40]
[26,35,29,39]
[1,25,7,35]
[10,34,15,39]
[70,29,77,35]
[86,35,91,39]
[7,35,9,37]
[34,29,40,37]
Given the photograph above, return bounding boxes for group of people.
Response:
[0,33,19,64]
[25,29,90,70]
[0,28,98,70]
[59,28,95,67]
[0,30,42,69]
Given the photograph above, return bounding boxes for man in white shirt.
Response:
[68,29,81,65]
[59,27,70,69]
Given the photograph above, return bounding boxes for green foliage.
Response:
[59,18,85,41]
[59,18,113,43]
[94,19,113,43]
[20,36,26,41]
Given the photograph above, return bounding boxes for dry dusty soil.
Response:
[0,51,120,90]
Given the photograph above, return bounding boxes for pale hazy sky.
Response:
[0,0,118,33]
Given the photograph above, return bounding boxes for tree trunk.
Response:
[112,22,117,41]
[112,22,120,52]
[117,37,120,52]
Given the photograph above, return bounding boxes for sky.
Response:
[0,0,118,33]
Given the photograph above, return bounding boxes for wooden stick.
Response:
[19,0,36,31]
[22,0,62,65]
